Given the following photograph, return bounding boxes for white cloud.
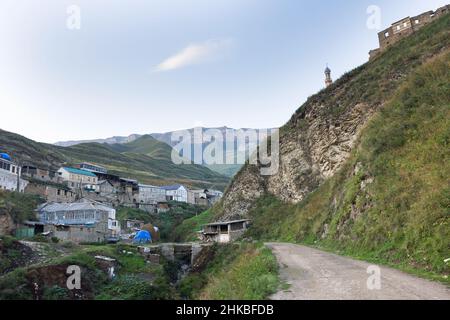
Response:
[154,38,233,72]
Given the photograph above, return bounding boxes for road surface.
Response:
[266,243,450,300]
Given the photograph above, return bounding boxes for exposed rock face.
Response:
[217,165,266,221]
[217,99,377,221]
[269,102,376,203]
[216,9,450,221]
[0,213,14,236]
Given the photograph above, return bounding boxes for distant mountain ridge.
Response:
[54,127,265,147]
[0,129,230,190]
[54,134,142,147]
[54,127,274,177]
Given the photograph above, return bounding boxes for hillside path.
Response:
[265,243,450,300]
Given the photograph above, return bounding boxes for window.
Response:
[415,19,420,24]
[396,25,401,30]
[385,32,390,38]
[403,22,407,27]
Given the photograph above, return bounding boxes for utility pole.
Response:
[16,160,22,192]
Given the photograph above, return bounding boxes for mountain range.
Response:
[54,127,272,177]
[0,129,230,191]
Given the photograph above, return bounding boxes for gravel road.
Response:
[266,243,450,300]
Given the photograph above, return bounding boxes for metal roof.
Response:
[62,167,97,177]
[204,219,251,227]
[39,199,114,213]
[161,184,185,191]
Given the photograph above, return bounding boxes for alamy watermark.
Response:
[366,5,382,30]
[66,5,81,30]
[171,128,280,176]
[366,265,381,290]
[66,265,81,290]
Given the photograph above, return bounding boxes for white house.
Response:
[0,153,28,192]
[162,184,188,203]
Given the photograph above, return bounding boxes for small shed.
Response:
[200,219,251,243]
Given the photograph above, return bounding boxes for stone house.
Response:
[138,184,166,204]
[24,181,77,203]
[21,166,59,183]
[117,178,139,205]
[97,180,117,196]
[188,189,224,207]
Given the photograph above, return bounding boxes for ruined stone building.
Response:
[369,5,450,60]
[24,181,77,203]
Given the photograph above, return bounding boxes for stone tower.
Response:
[324,65,332,87]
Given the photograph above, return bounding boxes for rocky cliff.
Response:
[214,13,450,222]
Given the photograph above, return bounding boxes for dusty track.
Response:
[266,243,450,300]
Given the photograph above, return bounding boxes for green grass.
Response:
[244,51,450,283]
[0,242,177,300]
[189,243,279,300]
[171,209,214,242]
[0,190,43,223]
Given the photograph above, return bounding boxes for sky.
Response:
[0,0,448,143]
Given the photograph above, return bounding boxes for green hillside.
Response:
[109,135,173,160]
[0,130,229,190]
[209,13,450,281]
[245,47,450,281]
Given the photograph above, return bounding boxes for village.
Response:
[0,151,234,244]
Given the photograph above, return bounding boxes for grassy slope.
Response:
[171,209,214,242]
[0,130,229,190]
[179,243,279,300]
[246,51,450,282]
[0,242,176,300]
[0,190,43,223]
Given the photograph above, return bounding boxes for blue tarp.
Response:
[133,230,152,244]
[0,153,11,161]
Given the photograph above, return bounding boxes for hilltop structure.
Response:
[324,65,332,87]
[369,5,449,60]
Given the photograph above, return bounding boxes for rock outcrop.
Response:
[0,213,14,236]
[215,13,450,222]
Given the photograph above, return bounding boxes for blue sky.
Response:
[0,0,447,143]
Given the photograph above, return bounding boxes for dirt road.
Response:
[266,243,450,300]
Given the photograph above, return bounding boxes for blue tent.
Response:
[133,230,152,244]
